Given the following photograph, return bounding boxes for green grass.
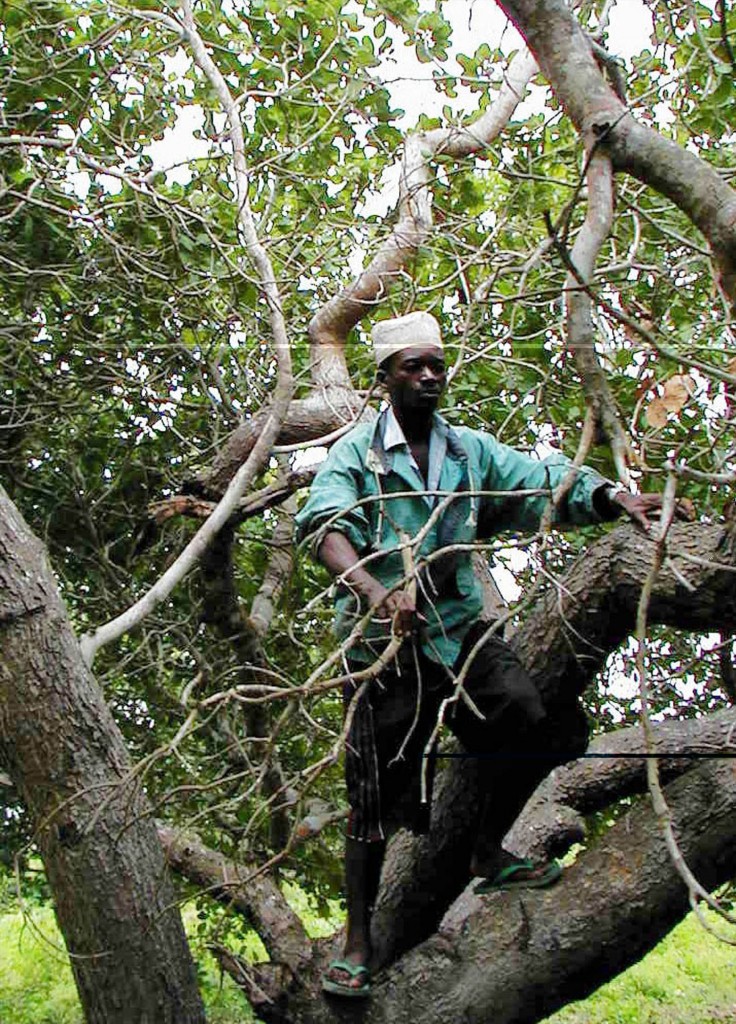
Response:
[1,903,734,1024]
[0,905,251,1024]
[0,908,80,1024]
[543,911,736,1024]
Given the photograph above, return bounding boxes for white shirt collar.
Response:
[381,406,447,503]
[383,405,408,450]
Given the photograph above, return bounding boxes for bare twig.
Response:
[79,0,294,665]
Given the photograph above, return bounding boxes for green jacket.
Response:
[296,410,614,667]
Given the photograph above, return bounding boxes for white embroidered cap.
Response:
[372,311,443,367]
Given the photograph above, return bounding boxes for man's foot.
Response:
[322,958,371,998]
[474,856,562,894]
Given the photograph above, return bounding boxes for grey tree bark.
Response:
[0,486,206,1024]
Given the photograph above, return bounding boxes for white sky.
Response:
[375,0,652,127]
[142,0,654,185]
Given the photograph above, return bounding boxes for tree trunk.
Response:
[0,487,206,1024]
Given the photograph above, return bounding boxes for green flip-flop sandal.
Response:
[475,859,562,894]
[322,959,371,998]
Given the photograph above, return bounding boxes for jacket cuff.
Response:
[593,482,626,521]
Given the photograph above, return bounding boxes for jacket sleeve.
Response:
[294,433,373,556]
[473,432,615,534]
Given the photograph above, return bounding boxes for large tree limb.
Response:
[149,467,316,526]
[307,49,539,383]
[174,706,735,1021]
[496,0,736,310]
[516,521,736,696]
[506,704,736,861]
[375,758,736,1024]
[203,522,734,983]
[187,522,735,983]
[228,753,736,1023]
[194,390,363,499]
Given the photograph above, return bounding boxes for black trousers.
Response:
[343,623,583,845]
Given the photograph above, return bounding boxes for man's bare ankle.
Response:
[470,851,502,878]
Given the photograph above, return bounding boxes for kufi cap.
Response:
[372,311,443,367]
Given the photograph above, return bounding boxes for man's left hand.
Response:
[611,490,696,531]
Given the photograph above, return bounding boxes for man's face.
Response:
[382,345,447,413]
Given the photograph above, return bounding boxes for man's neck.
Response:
[390,403,434,443]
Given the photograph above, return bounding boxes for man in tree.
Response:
[296,310,670,998]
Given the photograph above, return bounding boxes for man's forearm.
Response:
[318,530,418,633]
[317,531,385,604]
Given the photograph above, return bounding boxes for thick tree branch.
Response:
[516,521,736,696]
[148,467,317,526]
[157,823,312,973]
[306,48,538,387]
[201,522,735,990]
[375,759,736,1024]
[507,705,736,861]
[195,391,363,499]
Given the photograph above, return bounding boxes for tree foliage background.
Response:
[1,0,735,1020]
